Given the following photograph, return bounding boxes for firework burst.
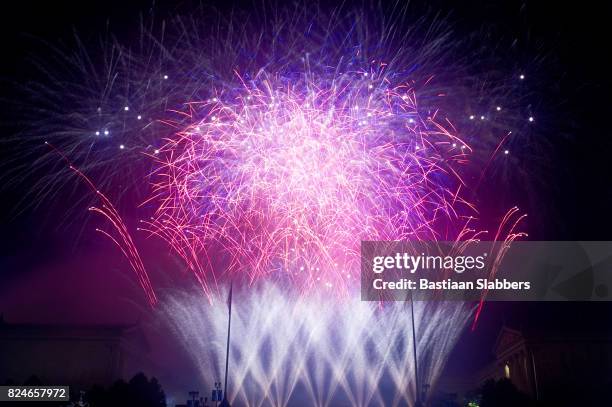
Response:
[143,69,487,298]
[5,1,532,304]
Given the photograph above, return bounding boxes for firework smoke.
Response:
[162,284,472,407]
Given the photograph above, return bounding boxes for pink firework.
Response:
[142,71,494,299]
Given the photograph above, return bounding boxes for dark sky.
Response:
[1,0,612,393]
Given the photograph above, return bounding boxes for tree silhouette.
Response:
[87,373,166,407]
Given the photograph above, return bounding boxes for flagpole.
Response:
[410,291,421,407]
[223,282,233,405]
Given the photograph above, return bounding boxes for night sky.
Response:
[1,0,612,395]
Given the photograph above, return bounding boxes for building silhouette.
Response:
[479,323,612,403]
[0,315,141,389]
